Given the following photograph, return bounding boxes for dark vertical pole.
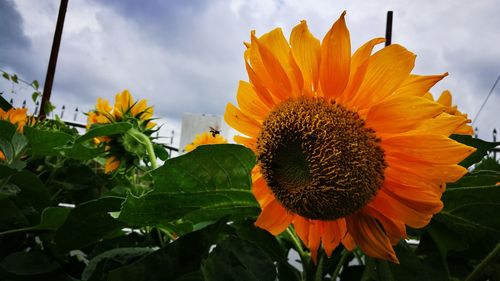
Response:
[39,0,69,119]
[385,11,393,46]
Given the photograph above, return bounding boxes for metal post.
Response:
[385,11,393,46]
[39,0,69,119]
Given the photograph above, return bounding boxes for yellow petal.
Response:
[437,90,452,107]
[382,134,476,164]
[319,11,351,101]
[339,37,385,103]
[290,20,321,95]
[248,31,291,102]
[260,28,303,97]
[236,81,271,121]
[394,73,448,97]
[224,103,262,137]
[105,156,120,173]
[366,95,445,134]
[349,44,416,110]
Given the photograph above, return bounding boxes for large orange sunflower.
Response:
[224,12,475,263]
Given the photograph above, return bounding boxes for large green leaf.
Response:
[24,126,73,156]
[82,247,154,281]
[449,170,500,188]
[54,197,125,251]
[201,236,277,281]
[62,142,105,160]
[0,95,12,111]
[76,122,132,143]
[0,207,71,235]
[119,144,258,227]
[361,242,442,281]
[107,221,228,281]
[451,135,499,168]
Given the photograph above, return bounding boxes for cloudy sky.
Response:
[1,0,499,147]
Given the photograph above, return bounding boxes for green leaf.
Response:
[32,91,40,102]
[54,197,125,251]
[0,207,71,235]
[475,157,500,172]
[0,95,12,111]
[119,144,258,228]
[449,170,500,188]
[0,120,16,141]
[8,170,51,212]
[153,143,169,161]
[62,142,105,160]
[0,251,60,276]
[2,72,9,81]
[107,221,227,281]
[82,247,154,281]
[451,135,500,168]
[32,80,39,90]
[233,221,300,281]
[24,126,72,156]
[201,236,277,281]
[76,122,132,143]
[10,74,18,84]
[119,191,259,227]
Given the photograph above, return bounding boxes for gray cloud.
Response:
[2,0,499,145]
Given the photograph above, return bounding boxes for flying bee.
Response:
[209,126,220,137]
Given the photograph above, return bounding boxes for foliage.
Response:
[0,92,499,281]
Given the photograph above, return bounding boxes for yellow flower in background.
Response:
[0,107,28,133]
[87,90,157,173]
[184,131,227,153]
[0,107,28,160]
[435,90,473,135]
[104,156,120,174]
[224,12,475,263]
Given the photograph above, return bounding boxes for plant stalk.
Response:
[331,249,350,281]
[465,242,500,281]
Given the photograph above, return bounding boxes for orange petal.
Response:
[386,155,468,186]
[292,216,310,246]
[364,199,407,244]
[255,199,293,235]
[236,81,271,121]
[346,213,399,263]
[349,44,416,110]
[321,220,343,256]
[377,186,441,228]
[308,220,321,264]
[393,73,448,97]
[249,31,291,102]
[341,232,356,251]
[381,134,476,164]
[339,37,385,103]
[252,175,274,207]
[384,166,445,195]
[366,95,445,134]
[260,28,303,97]
[319,11,351,101]
[245,57,275,109]
[290,20,321,95]
[413,113,470,136]
[224,103,261,137]
[105,156,120,173]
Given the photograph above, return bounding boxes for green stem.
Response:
[331,249,350,281]
[285,227,309,281]
[314,253,324,281]
[285,226,308,261]
[465,243,500,281]
[129,129,158,169]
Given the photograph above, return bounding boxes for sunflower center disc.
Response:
[256,97,386,220]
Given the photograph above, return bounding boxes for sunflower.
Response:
[184,131,227,153]
[224,12,475,263]
[87,90,157,173]
[0,107,28,161]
